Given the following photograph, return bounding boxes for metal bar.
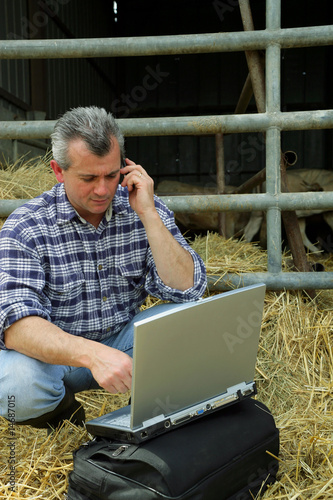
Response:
[215,133,226,236]
[2,191,333,218]
[239,0,266,114]
[265,0,282,274]
[0,200,30,216]
[18,138,49,151]
[1,26,333,59]
[0,109,332,140]
[207,273,333,291]
[163,192,333,211]
[265,129,282,272]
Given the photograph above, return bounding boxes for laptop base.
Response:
[86,382,257,443]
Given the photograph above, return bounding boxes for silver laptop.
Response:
[86,283,266,443]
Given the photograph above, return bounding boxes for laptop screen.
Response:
[131,284,266,427]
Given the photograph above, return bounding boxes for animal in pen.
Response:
[156,180,252,239]
[157,170,333,252]
[243,169,333,253]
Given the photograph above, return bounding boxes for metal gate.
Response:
[0,0,333,290]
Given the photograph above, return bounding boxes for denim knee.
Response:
[0,350,67,422]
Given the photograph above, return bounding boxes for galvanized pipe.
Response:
[0,200,30,217]
[164,191,333,212]
[265,129,282,273]
[207,272,333,291]
[0,109,332,140]
[2,191,333,218]
[1,26,333,59]
[215,133,226,236]
[265,0,283,274]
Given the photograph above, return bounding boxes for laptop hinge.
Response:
[141,414,166,428]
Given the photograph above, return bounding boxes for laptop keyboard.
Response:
[107,413,131,428]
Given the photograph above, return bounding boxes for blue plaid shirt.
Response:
[0,183,206,350]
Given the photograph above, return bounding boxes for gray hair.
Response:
[51,106,125,170]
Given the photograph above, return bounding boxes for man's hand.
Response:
[120,159,155,218]
[87,343,133,393]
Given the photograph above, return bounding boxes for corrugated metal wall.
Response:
[0,0,30,116]
[0,0,118,160]
[44,0,118,119]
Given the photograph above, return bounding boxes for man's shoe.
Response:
[15,388,85,431]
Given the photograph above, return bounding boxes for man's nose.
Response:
[94,179,108,196]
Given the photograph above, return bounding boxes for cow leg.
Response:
[298,218,321,253]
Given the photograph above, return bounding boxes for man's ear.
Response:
[50,160,65,183]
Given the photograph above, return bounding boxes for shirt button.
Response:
[106,327,111,332]
[102,296,107,302]
[98,264,103,270]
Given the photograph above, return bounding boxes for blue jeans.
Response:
[0,303,182,422]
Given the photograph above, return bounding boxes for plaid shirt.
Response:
[0,183,206,350]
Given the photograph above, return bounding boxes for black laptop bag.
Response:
[67,398,279,500]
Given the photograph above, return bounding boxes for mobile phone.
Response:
[119,157,126,184]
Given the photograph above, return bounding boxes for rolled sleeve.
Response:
[144,246,207,302]
[0,231,51,350]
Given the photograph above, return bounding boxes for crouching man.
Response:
[0,106,206,430]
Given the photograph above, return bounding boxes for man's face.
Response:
[51,139,121,226]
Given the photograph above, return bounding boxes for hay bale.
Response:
[0,153,56,231]
[0,153,56,200]
[1,156,333,498]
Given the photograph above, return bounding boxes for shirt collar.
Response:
[56,184,78,225]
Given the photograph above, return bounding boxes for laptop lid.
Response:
[130,283,266,428]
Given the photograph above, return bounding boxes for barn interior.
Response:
[0,0,332,184]
[1,1,333,498]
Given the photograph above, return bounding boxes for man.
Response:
[0,107,206,430]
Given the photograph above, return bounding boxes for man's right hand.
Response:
[88,343,133,393]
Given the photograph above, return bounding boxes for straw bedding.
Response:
[0,157,333,499]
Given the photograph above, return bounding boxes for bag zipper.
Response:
[112,444,130,457]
